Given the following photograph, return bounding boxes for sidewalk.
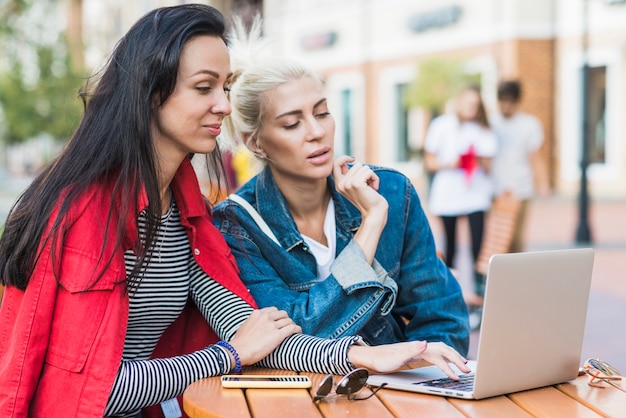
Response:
[426,195,626,373]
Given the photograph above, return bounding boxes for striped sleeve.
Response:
[188,260,252,341]
[104,345,230,416]
[256,333,362,376]
[188,261,363,376]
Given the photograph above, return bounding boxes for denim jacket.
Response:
[213,165,469,355]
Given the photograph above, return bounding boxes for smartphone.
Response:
[221,374,312,389]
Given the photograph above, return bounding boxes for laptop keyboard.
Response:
[414,374,475,392]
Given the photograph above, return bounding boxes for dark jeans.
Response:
[440,211,485,268]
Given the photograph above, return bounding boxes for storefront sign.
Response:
[300,31,338,50]
[408,5,462,33]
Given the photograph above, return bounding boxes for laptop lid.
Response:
[367,248,594,399]
[472,248,594,398]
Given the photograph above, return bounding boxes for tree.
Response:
[0,0,85,146]
[0,0,30,33]
[0,42,84,145]
[405,57,481,116]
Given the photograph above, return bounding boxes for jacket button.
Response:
[194,248,200,255]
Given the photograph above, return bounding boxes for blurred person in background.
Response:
[0,5,469,417]
[490,80,550,253]
[423,85,497,312]
[213,17,470,357]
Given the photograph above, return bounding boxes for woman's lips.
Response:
[206,124,222,136]
[307,147,331,164]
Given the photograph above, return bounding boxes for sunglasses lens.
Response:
[336,368,368,396]
[314,375,333,401]
[586,358,621,377]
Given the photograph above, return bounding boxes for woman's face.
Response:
[153,35,232,164]
[456,89,481,122]
[255,76,335,183]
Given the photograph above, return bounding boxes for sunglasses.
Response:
[583,358,626,393]
[313,368,387,402]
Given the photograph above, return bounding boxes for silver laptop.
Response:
[367,248,594,399]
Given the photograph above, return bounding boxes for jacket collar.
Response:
[171,157,208,220]
[253,166,361,249]
[125,157,207,244]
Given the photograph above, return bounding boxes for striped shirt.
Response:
[105,199,360,417]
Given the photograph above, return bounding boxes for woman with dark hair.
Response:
[0,5,467,417]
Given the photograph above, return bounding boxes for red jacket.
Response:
[0,158,257,417]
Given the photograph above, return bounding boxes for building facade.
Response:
[554,0,626,197]
[80,0,255,72]
[75,0,626,198]
[262,0,626,198]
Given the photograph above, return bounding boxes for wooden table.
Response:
[183,368,626,418]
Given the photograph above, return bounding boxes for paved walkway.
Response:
[426,195,626,373]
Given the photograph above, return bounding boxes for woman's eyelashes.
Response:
[195,84,231,94]
[283,111,331,130]
[196,86,211,94]
[284,120,300,130]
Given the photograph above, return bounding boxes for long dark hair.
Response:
[0,4,228,291]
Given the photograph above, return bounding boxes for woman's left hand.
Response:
[333,156,389,263]
[228,307,302,366]
[333,156,387,218]
[409,342,472,380]
[347,340,470,380]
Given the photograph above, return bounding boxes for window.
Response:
[586,66,606,164]
[395,83,410,162]
[340,89,353,156]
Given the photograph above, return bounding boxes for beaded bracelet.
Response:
[216,340,242,373]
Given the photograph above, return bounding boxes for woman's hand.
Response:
[228,307,302,366]
[409,342,471,380]
[333,156,389,263]
[333,156,388,218]
[348,341,470,380]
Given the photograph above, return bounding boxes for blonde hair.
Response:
[224,15,324,156]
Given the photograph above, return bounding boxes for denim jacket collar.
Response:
[253,166,361,250]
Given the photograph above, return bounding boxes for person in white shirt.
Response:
[424,85,497,299]
[490,80,550,253]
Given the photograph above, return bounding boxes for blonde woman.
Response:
[213,18,470,358]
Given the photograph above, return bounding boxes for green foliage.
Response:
[0,0,85,145]
[405,57,481,114]
[0,42,84,144]
[0,0,30,33]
